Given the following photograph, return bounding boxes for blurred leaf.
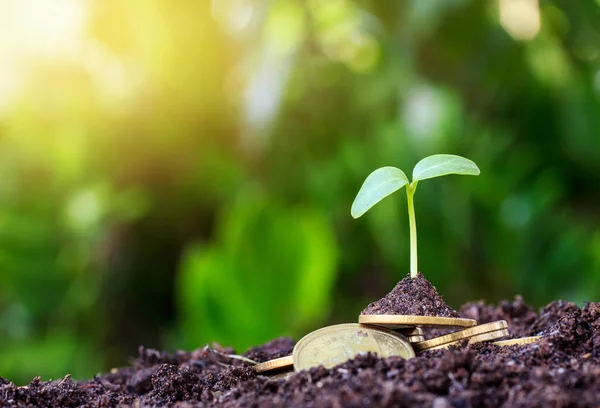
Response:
[290,210,337,326]
[0,332,101,385]
[177,190,337,351]
[351,167,409,218]
[412,154,480,182]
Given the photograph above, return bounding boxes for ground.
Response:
[0,298,599,407]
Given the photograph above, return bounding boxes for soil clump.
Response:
[243,336,295,363]
[1,299,599,407]
[361,273,459,317]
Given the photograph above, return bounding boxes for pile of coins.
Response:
[254,314,541,377]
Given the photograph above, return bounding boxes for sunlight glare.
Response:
[499,0,541,41]
[0,0,88,56]
[0,0,88,112]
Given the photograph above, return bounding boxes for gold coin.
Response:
[293,323,415,371]
[406,335,425,343]
[414,321,508,352]
[254,355,294,374]
[492,336,542,347]
[424,329,510,351]
[359,315,476,329]
[469,328,509,344]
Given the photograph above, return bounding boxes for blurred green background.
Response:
[0,0,599,384]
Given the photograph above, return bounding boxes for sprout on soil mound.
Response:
[351,154,480,279]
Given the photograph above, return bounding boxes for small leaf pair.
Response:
[351,154,480,278]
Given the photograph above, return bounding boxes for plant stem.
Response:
[406,183,418,278]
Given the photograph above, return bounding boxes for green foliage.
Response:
[177,190,337,351]
[0,332,101,383]
[350,167,409,219]
[412,155,480,182]
[352,155,480,219]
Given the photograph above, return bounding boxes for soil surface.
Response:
[361,273,459,317]
[1,298,599,407]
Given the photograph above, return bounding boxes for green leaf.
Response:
[351,167,409,218]
[412,154,480,182]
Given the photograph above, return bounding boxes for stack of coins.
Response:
[254,315,542,377]
[412,321,509,352]
[359,313,542,353]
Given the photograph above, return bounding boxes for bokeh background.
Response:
[1,0,599,384]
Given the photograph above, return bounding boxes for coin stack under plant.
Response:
[412,321,509,351]
[359,313,544,352]
[253,316,542,377]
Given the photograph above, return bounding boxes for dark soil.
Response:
[361,273,460,317]
[243,337,295,363]
[458,296,579,338]
[1,299,599,407]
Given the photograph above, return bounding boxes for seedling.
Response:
[351,154,480,279]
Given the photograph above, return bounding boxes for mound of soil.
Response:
[361,273,459,317]
[1,299,599,407]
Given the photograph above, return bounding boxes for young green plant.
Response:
[351,154,480,279]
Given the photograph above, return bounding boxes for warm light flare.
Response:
[499,0,541,41]
[0,0,87,56]
[0,0,88,111]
